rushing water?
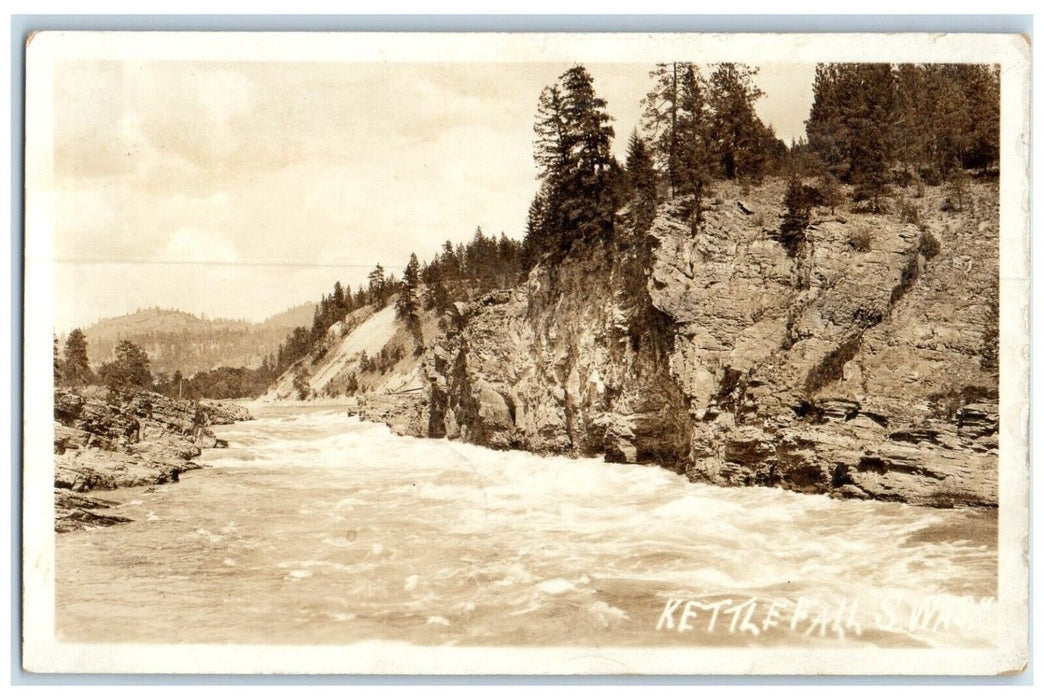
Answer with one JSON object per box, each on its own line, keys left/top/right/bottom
{"left": 56, "top": 407, "right": 998, "bottom": 647}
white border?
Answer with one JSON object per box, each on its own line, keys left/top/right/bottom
{"left": 22, "top": 31, "right": 1031, "bottom": 675}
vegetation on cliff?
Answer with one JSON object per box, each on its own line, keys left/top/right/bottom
{"left": 262, "top": 61, "right": 1000, "bottom": 507}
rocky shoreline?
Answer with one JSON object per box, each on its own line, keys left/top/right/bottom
{"left": 53, "top": 388, "right": 251, "bottom": 532}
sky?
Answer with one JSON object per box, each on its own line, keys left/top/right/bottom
{"left": 51, "top": 61, "right": 815, "bottom": 332}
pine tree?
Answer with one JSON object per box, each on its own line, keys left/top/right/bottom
{"left": 625, "top": 129, "right": 658, "bottom": 234}
{"left": 523, "top": 64, "right": 616, "bottom": 266}
{"left": 805, "top": 63, "right": 851, "bottom": 179}
{"left": 818, "top": 171, "right": 843, "bottom": 214}
{"left": 706, "top": 63, "right": 768, "bottom": 181}
{"left": 806, "top": 63, "right": 897, "bottom": 210}
{"left": 560, "top": 65, "right": 616, "bottom": 239}
{"left": 292, "top": 364, "right": 311, "bottom": 401}
{"left": 497, "top": 232, "right": 521, "bottom": 287}
{"left": 332, "top": 281, "right": 346, "bottom": 316}
{"left": 367, "top": 263, "right": 387, "bottom": 309}
{"left": 675, "top": 65, "right": 715, "bottom": 227}
{"left": 61, "top": 328, "right": 94, "bottom": 387}
{"left": 962, "top": 64, "right": 1000, "bottom": 172}
{"left": 97, "top": 340, "right": 152, "bottom": 391}
{"left": 780, "top": 173, "right": 815, "bottom": 256}
{"left": 521, "top": 187, "right": 550, "bottom": 270}
{"left": 343, "top": 284, "right": 353, "bottom": 313}
{"left": 396, "top": 252, "right": 423, "bottom": 344}
{"left": 641, "top": 62, "right": 688, "bottom": 196}
{"left": 847, "top": 64, "right": 896, "bottom": 211}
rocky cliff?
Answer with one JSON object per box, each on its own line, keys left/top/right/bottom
{"left": 416, "top": 178, "right": 999, "bottom": 507}
{"left": 53, "top": 388, "right": 250, "bottom": 531}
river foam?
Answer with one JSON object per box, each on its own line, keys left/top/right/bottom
{"left": 55, "top": 407, "right": 997, "bottom": 647}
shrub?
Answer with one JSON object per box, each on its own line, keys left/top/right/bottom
{"left": 942, "top": 167, "right": 970, "bottom": 213}
{"left": 817, "top": 172, "right": 843, "bottom": 214}
{"left": 804, "top": 334, "right": 862, "bottom": 394}
{"left": 919, "top": 165, "right": 944, "bottom": 187}
{"left": 779, "top": 175, "right": 816, "bottom": 257}
{"left": 912, "top": 171, "right": 926, "bottom": 198}
{"left": 852, "top": 181, "right": 891, "bottom": 212}
{"left": 896, "top": 197, "right": 920, "bottom": 225}
{"left": 848, "top": 226, "right": 872, "bottom": 252}
{"left": 292, "top": 365, "right": 311, "bottom": 401}
{"left": 919, "top": 231, "right": 941, "bottom": 259}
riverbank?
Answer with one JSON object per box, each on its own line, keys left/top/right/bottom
{"left": 53, "top": 387, "right": 252, "bottom": 532}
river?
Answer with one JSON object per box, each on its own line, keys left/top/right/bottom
{"left": 56, "top": 406, "right": 998, "bottom": 648}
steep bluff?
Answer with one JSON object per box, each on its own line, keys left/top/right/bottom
{"left": 53, "top": 388, "right": 250, "bottom": 531}
{"left": 417, "top": 179, "right": 999, "bottom": 507}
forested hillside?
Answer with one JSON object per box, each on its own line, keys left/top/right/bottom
{"left": 72, "top": 304, "right": 314, "bottom": 376}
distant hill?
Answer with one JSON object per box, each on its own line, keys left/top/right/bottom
{"left": 70, "top": 303, "right": 315, "bottom": 377}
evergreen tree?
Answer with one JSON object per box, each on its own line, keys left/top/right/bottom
{"left": 97, "top": 340, "right": 152, "bottom": 391}
{"left": 806, "top": 63, "right": 896, "bottom": 210}
{"left": 61, "top": 328, "right": 94, "bottom": 387}
{"left": 439, "top": 240, "right": 460, "bottom": 283}
{"left": 332, "top": 281, "right": 346, "bottom": 315}
{"left": 675, "top": 65, "right": 715, "bottom": 227}
{"left": 805, "top": 63, "right": 851, "bottom": 179}
{"left": 780, "top": 173, "right": 815, "bottom": 256}
{"left": 641, "top": 62, "right": 688, "bottom": 196}
{"left": 818, "top": 171, "right": 843, "bottom": 214}
{"left": 520, "top": 187, "right": 551, "bottom": 270}
{"left": 292, "top": 364, "right": 311, "bottom": 401}
{"left": 523, "top": 64, "right": 616, "bottom": 267}
{"left": 706, "top": 63, "right": 766, "bottom": 180}
{"left": 848, "top": 64, "right": 897, "bottom": 210}
{"left": 560, "top": 65, "right": 616, "bottom": 239}
{"left": 625, "top": 129, "right": 658, "bottom": 234}
{"left": 962, "top": 64, "right": 1001, "bottom": 172}
{"left": 497, "top": 232, "right": 521, "bottom": 287}
{"left": 396, "top": 252, "right": 423, "bottom": 344}
{"left": 367, "top": 263, "right": 387, "bottom": 309}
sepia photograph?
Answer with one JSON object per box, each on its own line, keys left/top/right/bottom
{"left": 21, "top": 31, "right": 1030, "bottom": 675}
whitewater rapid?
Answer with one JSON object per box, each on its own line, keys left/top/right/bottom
{"left": 55, "top": 407, "right": 998, "bottom": 647}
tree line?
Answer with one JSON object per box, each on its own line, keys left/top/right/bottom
{"left": 56, "top": 330, "right": 155, "bottom": 393}
{"left": 800, "top": 62, "right": 999, "bottom": 208}
{"left": 521, "top": 62, "right": 786, "bottom": 268}
{"left": 273, "top": 227, "right": 525, "bottom": 382}
{"left": 55, "top": 328, "right": 277, "bottom": 399}
{"left": 271, "top": 264, "right": 401, "bottom": 375}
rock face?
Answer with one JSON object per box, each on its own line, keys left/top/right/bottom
{"left": 53, "top": 388, "right": 250, "bottom": 531}
{"left": 417, "top": 179, "right": 999, "bottom": 507}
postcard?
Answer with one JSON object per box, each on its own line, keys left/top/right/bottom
{"left": 22, "top": 31, "right": 1030, "bottom": 675}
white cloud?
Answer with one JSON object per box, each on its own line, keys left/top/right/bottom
{"left": 51, "top": 60, "right": 816, "bottom": 330}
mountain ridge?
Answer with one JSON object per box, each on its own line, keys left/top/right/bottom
{"left": 68, "top": 302, "right": 315, "bottom": 376}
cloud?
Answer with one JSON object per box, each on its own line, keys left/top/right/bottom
{"left": 50, "top": 60, "right": 815, "bottom": 331}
